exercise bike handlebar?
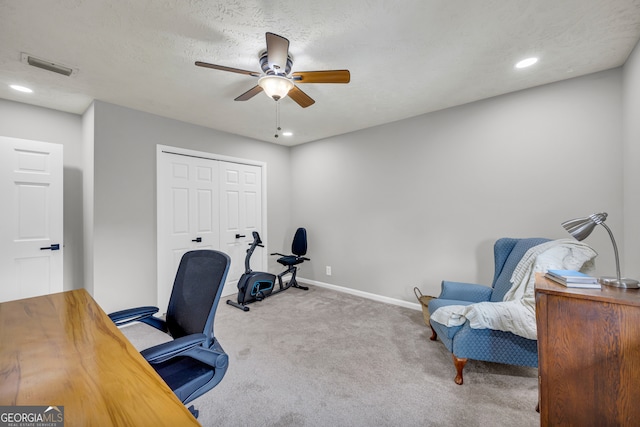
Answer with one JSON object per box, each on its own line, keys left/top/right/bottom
{"left": 244, "top": 231, "right": 264, "bottom": 272}
{"left": 252, "top": 231, "right": 263, "bottom": 244}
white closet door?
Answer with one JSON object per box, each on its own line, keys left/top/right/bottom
{"left": 157, "top": 151, "right": 219, "bottom": 310}
{"left": 219, "top": 162, "right": 263, "bottom": 292}
{"left": 0, "top": 136, "right": 63, "bottom": 302}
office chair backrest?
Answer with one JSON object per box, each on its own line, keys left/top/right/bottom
{"left": 291, "top": 228, "right": 307, "bottom": 256}
{"left": 166, "top": 250, "right": 230, "bottom": 346}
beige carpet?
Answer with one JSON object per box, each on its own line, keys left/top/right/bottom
{"left": 122, "top": 284, "right": 539, "bottom": 426}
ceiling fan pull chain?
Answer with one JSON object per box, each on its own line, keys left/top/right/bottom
{"left": 274, "top": 101, "right": 282, "bottom": 139}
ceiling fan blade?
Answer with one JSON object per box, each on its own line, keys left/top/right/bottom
{"left": 265, "top": 32, "right": 290, "bottom": 74}
{"left": 195, "top": 61, "right": 260, "bottom": 77}
{"left": 234, "top": 85, "right": 264, "bottom": 101}
{"left": 292, "top": 70, "right": 351, "bottom": 84}
{"left": 288, "top": 86, "right": 315, "bottom": 108}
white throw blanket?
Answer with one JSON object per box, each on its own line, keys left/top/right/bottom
{"left": 430, "top": 239, "right": 597, "bottom": 339}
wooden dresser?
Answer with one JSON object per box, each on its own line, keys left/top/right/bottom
{"left": 535, "top": 273, "right": 640, "bottom": 426}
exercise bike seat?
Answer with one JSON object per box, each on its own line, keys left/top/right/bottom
{"left": 273, "top": 228, "right": 309, "bottom": 267}
{"left": 277, "top": 255, "right": 305, "bottom": 266}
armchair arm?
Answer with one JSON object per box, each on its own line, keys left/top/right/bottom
{"left": 108, "top": 306, "right": 159, "bottom": 326}
{"left": 141, "top": 333, "right": 207, "bottom": 364}
{"left": 438, "top": 281, "right": 493, "bottom": 303}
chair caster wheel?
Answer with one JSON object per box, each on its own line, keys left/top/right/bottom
{"left": 188, "top": 405, "right": 199, "bottom": 419}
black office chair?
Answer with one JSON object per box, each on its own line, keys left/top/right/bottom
{"left": 272, "top": 227, "right": 310, "bottom": 290}
{"left": 108, "top": 250, "right": 230, "bottom": 418}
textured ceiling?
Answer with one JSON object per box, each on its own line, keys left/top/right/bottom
{"left": 1, "top": 1, "right": 640, "bottom": 146}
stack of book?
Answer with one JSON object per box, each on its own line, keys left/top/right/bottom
{"left": 544, "top": 269, "right": 601, "bottom": 288}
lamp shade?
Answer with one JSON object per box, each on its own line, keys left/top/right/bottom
{"left": 561, "top": 213, "right": 607, "bottom": 241}
{"left": 258, "top": 75, "right": 294, "bottom": 101}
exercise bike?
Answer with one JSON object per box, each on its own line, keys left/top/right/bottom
{"left": 226, "top": 228, "right": 309, "bottom": 312}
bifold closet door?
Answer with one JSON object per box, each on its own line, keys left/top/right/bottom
{"left": 157, "top": 152, "right": 219, "bottom": 310}
{"left": 158, "top": 149, "right": 264, "bottom": 306}
{"left": 219, "top": 162, "right": 263, "bottom": 289}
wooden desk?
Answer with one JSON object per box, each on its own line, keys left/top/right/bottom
{"left": 535, "top": 273, "right": 640, "bottom": 426}
{"left": 0, "top": 289, "right": 200, "bottom": 426}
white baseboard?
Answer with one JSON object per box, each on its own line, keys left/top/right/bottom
{"left": 299, "top": 277, "right": 422, "bottom": 312}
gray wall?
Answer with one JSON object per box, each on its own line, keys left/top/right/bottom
{"left": 0, "top": 99, "right": 84, "bottom": 292}
{"left": 291, "top": 69, "right": 625, "bottom": 301}
{"left": 90, "top": 101, "right": 291, "bottom": 312}
{"left": 623, "top": 40, "right": 640, "bottom": 280}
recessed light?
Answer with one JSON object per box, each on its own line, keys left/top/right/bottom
{"left": 515, "top": 57, "right": 538, "bottom": 69}
{"left": 282, "top": 131, "right": 293, "bottom": 136}
{"left": 9, "top": 84, "right": 33, "bottom": 93}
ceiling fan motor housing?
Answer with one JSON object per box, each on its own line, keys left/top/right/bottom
{"left": 259, "top": 50, "right": 293, "bottom": 76}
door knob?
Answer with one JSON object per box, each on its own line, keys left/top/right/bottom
{"left": 235, "top": 234, "right": 246, "bottom": 239}
{"left": 192, "top": 237, "right": 202, "bottom": 243}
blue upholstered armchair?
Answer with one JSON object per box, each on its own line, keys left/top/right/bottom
{"left": 428, "top": 237, "right": 549, "bottom": 385}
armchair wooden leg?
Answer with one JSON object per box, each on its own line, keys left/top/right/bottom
{"left": 452, "top": 354, "right": 467, "bottom": 385}
{"left": 429, "top": 325, "right": 437, "bottom": 341}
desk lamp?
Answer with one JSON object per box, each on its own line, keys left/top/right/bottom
{"left": 562, "top": 212, "right": 639, "bottom": 289}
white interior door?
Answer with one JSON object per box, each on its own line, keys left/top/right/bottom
{"left": 157, "top": 151, "right": 219, "bottom": 309}
{"left": 0, "top": 136, "right": 63, "bottom": 302}
{"left": 219, "top": 162, "right": 263, "bottom": 294}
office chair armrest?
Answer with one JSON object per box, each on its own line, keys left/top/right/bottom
{"left": 142, "top": 333, "right": 207, "bottom": 364}
{"left": 270, "top": 252, "right": 285, "bottom": 256}
{"left": 184, "top": 339, "right": 229, "bottom": 369}
{"left": 438, "top": 281, "right": 492, "bottom": 302}
{"left": 108, "top": 306, "right": 159, "bottom": 327}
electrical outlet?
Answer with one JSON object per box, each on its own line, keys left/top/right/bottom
{"left": 326, "top": 266, "right": 332, "bottom": 276}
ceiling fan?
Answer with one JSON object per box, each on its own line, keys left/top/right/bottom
{"left": 195, "top": 32, "right": 350, "bottom": 108}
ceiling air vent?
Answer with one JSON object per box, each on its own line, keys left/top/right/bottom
{"left": 21, "top": 53, "right": 77, "bottom": 76}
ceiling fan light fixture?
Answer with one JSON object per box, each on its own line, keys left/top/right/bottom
{"left": 258, "top": 75, "right": 294, "bottom": 101}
